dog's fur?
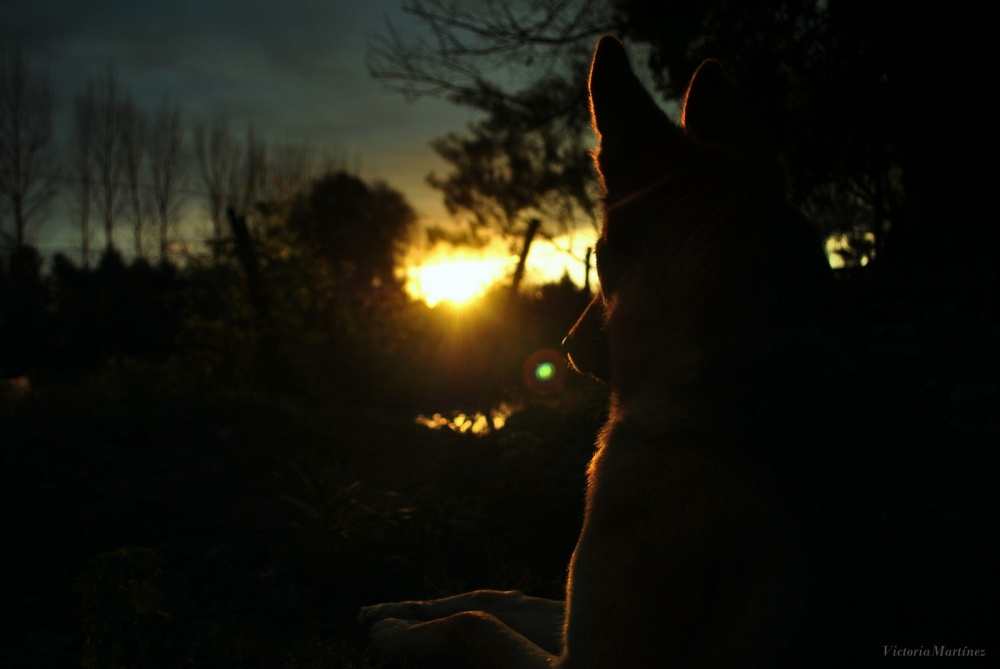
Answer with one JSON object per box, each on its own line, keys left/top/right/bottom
{"left": 360, "top": 36, "right": 968, "bottom": 668}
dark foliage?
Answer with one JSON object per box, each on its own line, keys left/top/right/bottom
{"left": 374, "top": 1, "right": 996, "bottom": 285}
{"left": 286, "top": 172, "right": 417, "bottom": 304}
{"left": 615, "top": 0, "right": 995, "bottom": 279}
{"left": 1, "top": 229, "right": 608, "bottom": 666}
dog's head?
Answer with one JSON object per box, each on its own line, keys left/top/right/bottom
{"left": 565, "top": 37, "right": 838, "bottom": 400}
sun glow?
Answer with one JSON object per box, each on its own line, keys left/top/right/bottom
{"left": 406, "top": 255, "right": 512, "bottom": 307}
{"left": 404, "top": 231, "right": 598, "bottom": 307}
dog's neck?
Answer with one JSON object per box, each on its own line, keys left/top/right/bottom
{"left": 606, "top": 311, "right": 855, "bottom": 446}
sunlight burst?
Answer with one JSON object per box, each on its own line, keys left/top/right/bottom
{"left": 406, "top": 256, "right": 511, "bottom": 307}
{"left": 403, "top": 231, "right": 598, "bottom": 307}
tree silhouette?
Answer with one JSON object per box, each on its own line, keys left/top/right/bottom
{"left": 194, "top": 118, "right": 267, "bottom": 259}
{"left": 368, "top": 0, "right": 608, "bottom": 101}
{"left": 118, "top": 96, "right": 147, "bottom": 259}
{"left": 148, "top": 98, "right": 187, "bottom": 263}
{"left": 372, "top": 1, "right": 605, "bottom": 289}
{"left": 85, "top": 66, "right": 127, "bottom": 252}
{"left": 428, "top": 68, "right": 600, "bottom": 290}
{"left": 194, "top": 115, "right": 239, "bottom": 259}
{"left": 0, "top": 244, "right": 47, "bottom": 374}
{"left": 0, "top": 47, "right": 57, "bottom": 251}
{"left": 372, "top": 0, "right": 995, "bottom": 281}
{"left": 286, "top": 171, "right": 416, "bottom": 302}
{"left": 70, "top": 85, "right": 96, "bottom": 267}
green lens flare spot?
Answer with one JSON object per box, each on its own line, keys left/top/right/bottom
{"left": 535, "top": 362, "right": 556, "bottom": 382}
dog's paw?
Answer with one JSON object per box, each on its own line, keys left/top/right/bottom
{"left": 366, "top": 617, "right": 416, "bottom": 664}
{"left": 359, "top": 601, "right": 423, "bottom": 629}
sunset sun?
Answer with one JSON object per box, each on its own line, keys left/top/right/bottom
{"left": 405, "top": 255, "right": 512, "bottom": 307}
{"left": 403, "top": 233, "right": 596, "bottom": 307}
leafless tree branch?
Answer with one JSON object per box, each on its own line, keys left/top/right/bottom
{"left": 69, "top": 86, "right": 96, "bottom": 267}
{"left": 148, "top": 97, "right": 187, "bottom": 263}
{"left": 0, "top": 47, "right": 58, "bottom": 250}
{"left": 89, "top": 65, "right": 125, "bottom": 251}
{"left": 194, "top": 115, "right": 239, "bottom": 257}
{"left": 119, "top": 97, "right": 148, "bottom": 258}
{"left": 367, "top": 0, "right": 613, "bottom": 101}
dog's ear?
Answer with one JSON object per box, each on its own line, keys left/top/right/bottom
{"left": 682, "top": 60, "right": 785, "bottom": 190}
{"left": 588, "top": 35, "right": 677, "bottom": 146}
{"left": 680, "top": 60, "right": 744, "bottom": 143}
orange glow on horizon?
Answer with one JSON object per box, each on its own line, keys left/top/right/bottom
{"left": 404, "top": 229, "right": 873, "bottom": 308}
{"left": 403, "top": 232, "right": 597, "bottom": 307}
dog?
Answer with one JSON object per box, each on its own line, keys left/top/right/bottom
{"left": 360, "top": 35, "right": 971, "bottom": 667}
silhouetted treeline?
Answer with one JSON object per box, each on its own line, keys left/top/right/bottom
{"left": 0, "top": 246, "right": 183, "bottom": 377}
{"left": 0, "top": 213, "right": 592, "bottom": 416}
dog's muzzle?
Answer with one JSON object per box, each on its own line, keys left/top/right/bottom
{"left": 562, "top": 294, "right": 611, "bottom": 383}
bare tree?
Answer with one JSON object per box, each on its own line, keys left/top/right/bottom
{"left": 368, "top": 0, "right": 608, "bottom": 101}
{"left": 0, "top": 47, "right": 58, "bottom": 250}
{"left": 229, "top": 125, "right": 267, "bottom": 221}
{"left": 263, "top": 141, "right": 316, "bottom": 207}
{"left": 119, "top": 96, "right": 147, "bottom": 259}
{"left": 194, "top": 115, "right": 239, "bottom": 258}
{"left": 148, "top": 98, "right": 186, "bottom": 263}
{"left": 89, "top": 66, "right": 125, "bottom": 251}
{"left": 70, "top": 85, "right": 96, "bottom": 267}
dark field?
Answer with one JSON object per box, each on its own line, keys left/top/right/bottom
{"left": 3, "top": 265, "right": 997, "bottom": 667}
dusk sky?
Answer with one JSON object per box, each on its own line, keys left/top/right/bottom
{"left": 1, "top": 0, "right": 486, "bottom": 259}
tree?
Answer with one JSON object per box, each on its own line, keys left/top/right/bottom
{"left": 286, "top": 171, "right": 416, "bottom": 301}
{"left": 119, "top": 96, "right": 147, "bottom": 259}
{"left": 229, "top": 125, "right": 267, "bottom": 222}
{"left": 194, "top": 115, "right": 239, "bottom": 258}
{"left": 70, "top": 85, "right": 96, "bottom": 267}
{"left": 258, "top": 141, "right": 317, "bottom": 219}
{"left": 0, "top": 47, "right": 57, "bottom": 251}
{"left": 427, "top": 69, "right": 600, "bottom": 289}
{"left": 372, "top": 0, "right": 995, "bottom": 280}
{"left": 371, "top": 1, "right": 610, "bottom": 288}
{"left": 369, "top": 0, "right": 606, "bottom": 291}
{"left": 368, "top": 0, "right": 609, "bottom": 102}
{"left": 0, "top": 244, "right": 47, "bottom": 372}
{"left": 148, "top": 98, "right": 187, "bottom": 263}
{"left": 194, "top": 118, "right": 267, "bottom": 259}
{"left": 88, "top": 66, "right": 125, "bottom": 251}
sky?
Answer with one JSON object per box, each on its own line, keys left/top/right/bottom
{"left": 0, "top": 0, "right": 488, "bottom": 260}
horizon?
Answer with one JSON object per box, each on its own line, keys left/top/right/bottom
{"left": 1, "top": 1, "right": 605, "bottom": 292}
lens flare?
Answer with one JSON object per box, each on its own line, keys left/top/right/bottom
{"left": 522, "top": 349, "right": 566, "bottom": 395}
{"left": 535, "top": 361, "right": 556, "bottom": 382}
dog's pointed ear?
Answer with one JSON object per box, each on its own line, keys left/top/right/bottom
{"left": 589, "top": 36, "right": 675, "bottom": 143}
{"left": 682, "top": 59, "right": 786, "bottom": 189}
{"left": 680, "top": 60, "right": 744, "bottom": 143}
